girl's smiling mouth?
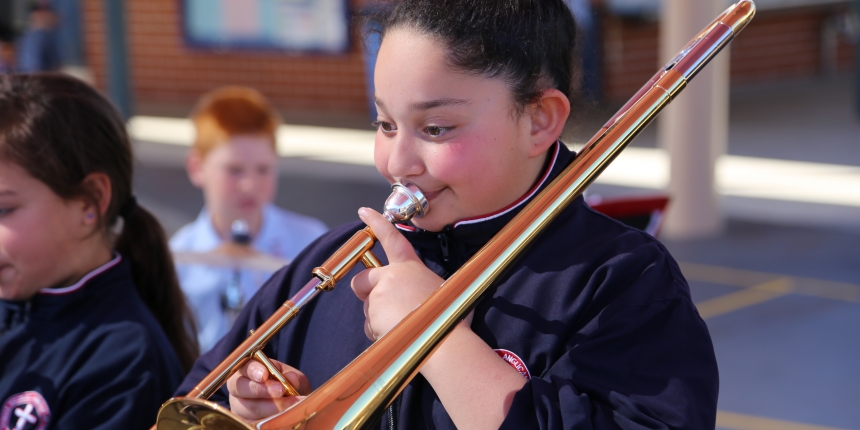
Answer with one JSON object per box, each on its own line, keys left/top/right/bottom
{"left": 419, "top": 187, "right": 446, "bottom": 202}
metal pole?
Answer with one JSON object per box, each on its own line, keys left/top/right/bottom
{"left": 658, "top": 0, "right": 729, "bottom": 239}
{"left": 104, "top": 0, "right": 132, "bottom": 119}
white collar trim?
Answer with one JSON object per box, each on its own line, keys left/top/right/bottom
{"left": 40, "top": 254, "right": 123, "bottom": 296}
{"left": 452, "top": 142, "right": 560, "bottom": 228}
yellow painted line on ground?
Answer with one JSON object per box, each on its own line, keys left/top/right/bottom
{"left": 680, "top": 262, "right": 860, "bottom": 304}
{"left": 696, "top": 277, "right": 793, "bottom": 319}
{"left": 717, "top": 410, "right": 848, "bottom": 430}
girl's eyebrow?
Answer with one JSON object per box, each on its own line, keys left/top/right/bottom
{"left": 374, "top": 97, "right": 468, "bottom": 112}
{"left": 408, "top": 98, "right": 468, "bottom": 111}
{"left": 0, "top": 190, "right": 15, "bottom": 196}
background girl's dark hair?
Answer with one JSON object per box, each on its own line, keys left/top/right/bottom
{"left": 379, "top": 0, "right": 580, "bottom": 113}
{"left": 0, "top": 73, "right": 199, "bottom": 371}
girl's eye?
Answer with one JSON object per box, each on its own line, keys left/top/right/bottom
{"left": 372, "top": 121, "right": 397, "bottom": 133}
{"left": 425, "top": 126, "right": 453, "bottom": 138}
{"left": 0, "top": 208, "right": 14, "bottom": 217}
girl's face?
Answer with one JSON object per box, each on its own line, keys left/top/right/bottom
{"left": 0, "top": 161, "right": 93, "bottom": 300}
{"left": 189, "top": 135, "right": 278, "bottom": 231}
{"left": 373, "top": 28, "right": 547, "bottom": 232}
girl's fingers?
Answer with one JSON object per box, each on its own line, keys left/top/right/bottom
{"left": 351, "top": 267, "right": 373, "bottom": 301}
{"left": 229, "top": 394, "right": 305, "bottom": 422}
{"left": 357, "top": 208, "right": 419, "bottom": 264}
{"left": 229, "top": 373, "right": 285, "bottom": 399}
{"left": 229, "top": 359, "right": 310, "bottom": 398}
{"left": 237, "top": 360, "right": 270, "bottom": 383}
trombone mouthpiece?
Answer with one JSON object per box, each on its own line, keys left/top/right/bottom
{"left": 383, "top": 181, "right": 429, "bottom": 223}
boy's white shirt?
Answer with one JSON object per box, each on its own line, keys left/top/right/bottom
{"left": 169, "top": 204, "right": 328, "bottom": 352}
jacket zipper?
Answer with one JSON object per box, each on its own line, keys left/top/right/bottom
{"left": 387, "top": 399, "right": 397, "bottom": 430}
{"left": 437, "top": 228, "right": 451, "bottom": 263}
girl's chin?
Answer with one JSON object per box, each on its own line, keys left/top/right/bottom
{"left": 410, "top": 215, "right": 452, "bottom": 233}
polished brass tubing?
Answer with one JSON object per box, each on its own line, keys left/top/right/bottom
{"left": 360, "top": 252, "right": 382, "bottom": 269}
{"left": 314, "top": 227, "right": 378, "bottom": 291}
{"left": 186, "top": 298, "right": 303, "bottom": 400}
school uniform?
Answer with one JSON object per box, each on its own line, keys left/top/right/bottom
{"left": 178, "top": 143, "right": 719, "bottom": 429}
{"left": 0, "top": 255, "right": 184, "bottom": 430}
{"left": 170, "top": 204, "right": 328, "bottom": 352}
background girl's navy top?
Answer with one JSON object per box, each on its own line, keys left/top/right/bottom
{"left": 178, "top": 143, "right": 719, "bottom": 429}
{"left": 0, "top": 255, "right": 184, "bottom": 430}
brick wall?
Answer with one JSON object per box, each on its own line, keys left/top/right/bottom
{"left": 602, "top": 15, "right": 660, "bottom": 101}
{"left": 82, "top": 1, "right": 856, "bottom": 117}
{"left": 601, "top": 4, "right": 856, "bottom": 100}
{"left": 82, "top": 0, "right": 369, "bottom": 119}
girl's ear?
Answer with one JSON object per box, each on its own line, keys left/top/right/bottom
{"left": 527, "top": 88, "right": 571, "bottom": 158}
{"left": 80, "top": 172, "right": 112, "bottom": 222}
{"left": 186, "top": 150, "right": 206, "bottom": 188}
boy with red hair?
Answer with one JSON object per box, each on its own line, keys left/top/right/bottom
{"left": 170, "top": 87, "right": 327, "bottom": 352}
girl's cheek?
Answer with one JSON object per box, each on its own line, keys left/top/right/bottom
{"left": 426, "top": 149, "right": 470, "bottom": 183}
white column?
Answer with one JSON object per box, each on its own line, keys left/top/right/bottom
{"left": 658, "top": 0, "right": 730, "bottom": 240}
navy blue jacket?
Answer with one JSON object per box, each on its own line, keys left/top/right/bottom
{"left": 178, "top": 143, "right": 719, "bottom": 429}
{"left": 0, "top": 256, "right": 184, "bottom": 430}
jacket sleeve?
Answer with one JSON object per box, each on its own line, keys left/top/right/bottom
{"left": 500, "top": 253, "right": 719, "bottom": 429}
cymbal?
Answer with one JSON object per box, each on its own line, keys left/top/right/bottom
{"left": 172, "top": 243, "right": 290, "bottom": 272}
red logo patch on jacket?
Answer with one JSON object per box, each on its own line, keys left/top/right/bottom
{"left": 1, "top": 391, "right": 50, "bottom": 430}
{"left": 495, "top": 349, "right": 531, "bottom": 379}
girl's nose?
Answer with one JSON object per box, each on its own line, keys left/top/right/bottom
{"left": 386, "top": 133, "right": 424, "bottom": 180}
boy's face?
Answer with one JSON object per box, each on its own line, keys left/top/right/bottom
{"left": 0, "top": 162, "right": 92, "bottom": 300}
{"left": 188, "top": 135, "right": 277, "bottom": 229}
{"left": 373, "top": 28, "right": 549, "bottom": 232}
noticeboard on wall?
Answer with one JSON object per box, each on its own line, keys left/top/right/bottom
{"left": 182, "top": 0, "right": 350, "bottom": 53}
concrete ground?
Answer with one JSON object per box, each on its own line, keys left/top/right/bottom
{"left": 133, "top": 75, "right": 860, "bottom": 430}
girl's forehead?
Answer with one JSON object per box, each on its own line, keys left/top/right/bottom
{"left": 0, "top": 160, "right": 24, "bottom": 183}
{"left": 375, "top": 28, "right": 514, "bottom": 111}
{"left": 0, "top": 161, "right": 37, "bottom": 190}
{"left": 376, "top": 28, "right": 449, "bottom": 74}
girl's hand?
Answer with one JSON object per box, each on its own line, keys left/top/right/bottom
{"left": 226, "top": 359, "right": 310, "bottom": 422}
{"left": 351, "top": 208, "right": 448, "bottom": 341}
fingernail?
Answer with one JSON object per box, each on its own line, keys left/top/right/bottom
{"left": 358, "top": 207, "right": 370, "bottom": 218}
{"left": 269, "top": 384, "right": 284, "bottom": 397}
{"left": 252, "top": 368, "right": 264, "bottom": 382}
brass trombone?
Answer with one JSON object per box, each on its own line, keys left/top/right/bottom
{"left": 155, "top": 1, "right": 756, "bottom": 428}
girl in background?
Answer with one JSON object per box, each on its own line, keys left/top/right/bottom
{"left": 0, "top": 73, "right": 197, "bottom": 429}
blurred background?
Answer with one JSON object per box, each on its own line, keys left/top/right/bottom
{"left": 1, "top": 0, "right": 858, "bottom": 428}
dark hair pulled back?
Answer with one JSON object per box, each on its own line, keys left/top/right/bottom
{"left": 0, "top": 73, "right": 199, "bottom": 371}
{"left": 380, "top": 0, "right": 579, "bottom": 112}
